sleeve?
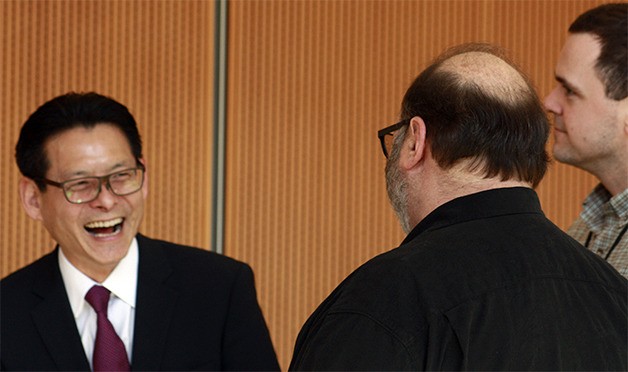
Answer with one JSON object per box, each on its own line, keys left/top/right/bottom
{"left": 290, "top": 311, "right": 419, "bottom": 371}
{"left": 290, "top": 309, "right": 464, "bottom": 371}
{"left": 221, "top": 263, "right": 281, "bottom": 371}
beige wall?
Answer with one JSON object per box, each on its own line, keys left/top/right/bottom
{"left": 1, "top": 0, "right": 215, "bottom": 272}
{"left": 1, "top": 0, "right": 603, "bottom": 369}
{"left": 225, "top": 1, "right": 602, "bottom": 368}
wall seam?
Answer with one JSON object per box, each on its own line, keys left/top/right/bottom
{"left": 212, "top": 0, "right": 228, "bottom": 254}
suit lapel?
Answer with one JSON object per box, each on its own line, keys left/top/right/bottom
{"left": 30, "top": 249, "right": 91, "bottom": 371}
{"left": 131, "top": 235, "right": 179, "bottom": 371}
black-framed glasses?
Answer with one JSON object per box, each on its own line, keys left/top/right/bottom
{"left": 377, "top": 119, "right": 410, "bottom": 158}
{"left": 38, "top": 165, "right": 146, "bottom": 204}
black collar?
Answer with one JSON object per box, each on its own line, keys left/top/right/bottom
{"left": 402, "top": 187, "right": 543, "bottom": 245}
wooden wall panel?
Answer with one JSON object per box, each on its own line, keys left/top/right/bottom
{"left": 3, "top": 0, "right": 610, "bottom": 370}
{"left": 226, "top": 0, "right": 604, "bottom": 368}
{"left": 1, "top": 1, "right": 214, "bottom": 276}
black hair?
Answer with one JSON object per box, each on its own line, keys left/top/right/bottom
{"left": 15, "top": 92, "right": 143, "bottom": 189}
{"left": 569, "top": 3, "right": 628, "bottom": 100}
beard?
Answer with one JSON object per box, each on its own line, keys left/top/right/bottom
{"left": 385, "top": 145, "right": 412, "bottom": 234}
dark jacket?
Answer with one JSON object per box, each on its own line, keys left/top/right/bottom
{"left": 1, "top": 234, "right": 280, "bottom": 371}
{"left": 290, "top": 187, "right": 628, "bottom": 371}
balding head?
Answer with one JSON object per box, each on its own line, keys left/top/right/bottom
{"left": 439, "top": 51, "right": 529, "bottom": 106}
{"left": 399, "top": 43, "right": 549, "bottom": 187}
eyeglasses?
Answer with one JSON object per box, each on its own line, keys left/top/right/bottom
{"left": 377, "top": 119, "right": 410, "bottom": 158}
{"left": 38, "top": 165, "right": 146, "bottom": 204}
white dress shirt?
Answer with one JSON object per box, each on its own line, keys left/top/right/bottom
{"left": 58, "top": 239, "right": 139, "bottom": 369}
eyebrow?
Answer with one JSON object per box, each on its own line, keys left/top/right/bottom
{"left": 555, "top": 75, "right": 582, "bottom": 96}
{"left": 61, "top": 162, "right": 133, "bottom": 180}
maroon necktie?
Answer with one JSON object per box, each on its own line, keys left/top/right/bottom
{"left": 85, "top": 285, "right": 131, "bottom": 371}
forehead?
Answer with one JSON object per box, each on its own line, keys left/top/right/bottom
{"left": 557, "top": 33, "right": 601, "bottom": 78}
{"left": 44, "top": 124, "right": 135, "bottom": 175}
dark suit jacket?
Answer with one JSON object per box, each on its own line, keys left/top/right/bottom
{"left": 1, "top": 234, "right": 280, "bottom": 371}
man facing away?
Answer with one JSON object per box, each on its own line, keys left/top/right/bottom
{"left": 289, "top": 43, "right": 627, "bottom": 371}
{"left": 544, "top": 3, "right": 628, "bottom": 278}
{"left": 1, "top": 92, "right": 280, "bottom": 371}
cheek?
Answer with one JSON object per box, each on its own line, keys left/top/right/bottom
{"left": 39, "top": 199, "right": 83, "bottom": 230}
{"left": 126, "top": 195, "right": 147, "bottom": 221}
{"left": 560, "top": 103, "right": 586, "bottom": 128}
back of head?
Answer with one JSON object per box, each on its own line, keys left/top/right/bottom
{"left": 569, "top": 3, "right": 628, "bottom": 100}
{"left": 401, "top": 43, "right": 550, "bottom": 187}
{"left": 15, "top": 92, "right": 143, "bottom": 189}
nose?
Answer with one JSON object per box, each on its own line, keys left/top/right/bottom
{"left": 88, "top": 183, "right": 118, "bottom": 210}
{"left": 543, "top": 87, "right": 561, "bottom": 115}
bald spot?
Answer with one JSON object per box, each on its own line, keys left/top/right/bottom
{"left": 438, "top": 52, "right": 530, "bottom": 106}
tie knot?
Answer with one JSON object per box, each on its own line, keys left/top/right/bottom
{"left": 85, "top": 285, "right": 111, "bottom": 314}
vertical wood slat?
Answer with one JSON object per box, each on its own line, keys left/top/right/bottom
{"left": 1, "top": 1, "right": 214, "bottom": 276}
{"left": 226, "top": 1, "right": 604, "bottom": 368}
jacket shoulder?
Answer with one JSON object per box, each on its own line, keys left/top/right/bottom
{"left": 1, "top": 250, "right": 58, "bottom": 290}
{"left": 136, "top": 234, "right": 252, "bottom": 279}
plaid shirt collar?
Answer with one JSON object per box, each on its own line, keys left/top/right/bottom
{"left": 581, "top": 184, "right": 628, "bottom": 233}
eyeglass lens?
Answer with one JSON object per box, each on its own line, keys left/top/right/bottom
{"left": 64, "top": 168, "right": 144, "bottom": 204}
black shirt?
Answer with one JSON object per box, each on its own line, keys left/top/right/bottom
{"left": 290, "top": 187, "right": 627, "bottom": 371}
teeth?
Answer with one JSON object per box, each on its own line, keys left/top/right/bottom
{"left": 85, "top": 218, "right": 123, "bottom": 229}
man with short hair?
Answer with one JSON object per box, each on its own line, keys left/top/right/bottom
{"left": 1, "top": 92, "right": 280, "bottom": 371}
{"left": 290, "top": 43, "right": 627, "bottom": 371}
{"left": 544, "top": 3, "right": 628, "bottom": 277}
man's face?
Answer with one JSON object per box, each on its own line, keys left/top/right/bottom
{"left": 29, "top": 124, "right": 147, "bottom": 281}
{"left": 544, "top": 33, "right": 624, "bottom": 174}
{"left": 385, "top": 127, "right": 412, "bottom": 234}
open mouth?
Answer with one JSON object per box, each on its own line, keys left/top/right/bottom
{"left": 84, "top": 217, "right": 124, "bottom": 237}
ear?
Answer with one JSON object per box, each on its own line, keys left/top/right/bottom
{"left": 398, "top": 116, "right": 427, "bottom": 171}
{"left": 19, "top": 177, "right": 44, "bottom": 221}
{"left": 139, "top": 158, "right": 149, "bottom": 199}
{"left": 620, "top": 97, "right": 628, "bottom": 136}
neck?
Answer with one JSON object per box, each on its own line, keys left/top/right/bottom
{"left": 582, "top": 140, "right": 628, "bottom": 196}
{"left": 410, "top": 163, "right": 531, "bottom": 226}
{"left": 597, "top": 167, "right": 628, "bottom": 196}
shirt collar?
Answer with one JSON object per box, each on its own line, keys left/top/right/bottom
{"left": 58, "top": 238, "right": 139, "bottom": 318}
{"left": 401, "top": 187, "right": 542, "bottom": 245}
{"left": 608, "top": 187, "right": 628, "bottom": 219}
{"left": 581, "top": 184, "right": 628, "bottom": 231}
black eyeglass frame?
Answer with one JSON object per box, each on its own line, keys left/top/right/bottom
{"left": 377, "top": 118, "right": 410, "bottom": 158}
{"left": 36, "top": 164, "right": 146, "bottom": 204}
